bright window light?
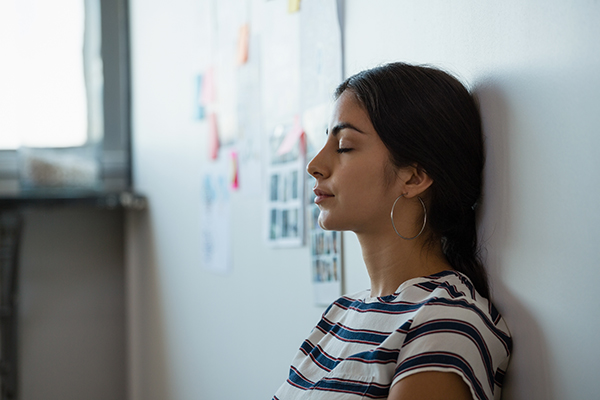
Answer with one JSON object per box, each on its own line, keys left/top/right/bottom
{"left": 0, "top": 0, "right": 96, "bottom": 149}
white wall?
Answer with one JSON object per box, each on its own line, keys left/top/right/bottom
{"left": 127, "top": 2, "right": 325, "bottom": 398}
{"left": 343, "top": 1, "right": 600, "bottom": 399}
{"left": 127, "top": 1, "right": 600, "bottom": 399}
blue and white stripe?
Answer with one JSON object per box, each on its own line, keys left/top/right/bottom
{"left": 272, "top": 270, "right": 512, "bottom": 400}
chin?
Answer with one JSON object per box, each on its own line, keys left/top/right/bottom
{"left": 317, "top": 214, "right": 331, "bottom": 231}
{"left": 317, "top": 216, "right": 328, "bottom": 230}
{"left": 318, "top": 214, "right": 344, "bottom": 232}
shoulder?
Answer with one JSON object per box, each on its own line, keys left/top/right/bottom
{"left": 393, "top": 271, "right": 512, "bottom": 400}
{"left": 400, "top": 271, "right": 512, "bottom": 352}
{"left": 400, "top": 271, "right": 509, "bottom": 331}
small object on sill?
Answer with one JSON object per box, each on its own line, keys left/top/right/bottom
{"left": 18, "top": 146, "right": 103, "bottom": 193}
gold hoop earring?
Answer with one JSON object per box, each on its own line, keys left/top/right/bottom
{"left": 390, "top": 194, "right": 427, "bottom": 240}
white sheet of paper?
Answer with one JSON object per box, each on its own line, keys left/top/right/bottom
{"left": 299, "top": 0, "right": 343, "bottom": 112}
{"left": 265, "top": 122, "right": 305, "bottom": 248}
{"left": 202, "top": 152, "right": 233, "bottom": 274}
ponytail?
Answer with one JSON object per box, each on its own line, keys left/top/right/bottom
{"left": 441, "top": 208, "right": 489, "bottom": 299}
{"left": 336, "top": 62, "right": 490, "bottom": 298}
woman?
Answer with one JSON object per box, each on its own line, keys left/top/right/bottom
{"left": 272, "top": 63, "right": 511, "bottom": 400}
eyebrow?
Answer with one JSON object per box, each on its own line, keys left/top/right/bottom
{"left": 326, "top": 122, "right": 366, "bottom": 136}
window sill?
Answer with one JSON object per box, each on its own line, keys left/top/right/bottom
{"left": 0, "top": 190, "right": 146, "bottom": 210}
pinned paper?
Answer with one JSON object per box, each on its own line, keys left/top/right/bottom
{"left": 208, "top": 113, "right": 220, "bottom": 160}
{"left": 230, "top": 150, "right": 239, "bottom": 189}
{"left": 201, "top": 67, "right": 217, "bottom": 105}
{"left": 237, "top": 24, "right": 250, "bottom": 65}
{"left": 202, "top": 156, "right": 233, "bottom": 274}
{"left": 288, "top": 0, "right": 301, "bottom": 13}
{"left": 277, "top": 115, "right": 304, "bottom": 156}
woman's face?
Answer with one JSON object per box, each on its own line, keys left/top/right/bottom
{"left": 307, "top": 90, "right": 403, "bottom": 234}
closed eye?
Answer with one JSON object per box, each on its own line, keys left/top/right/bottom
{"left": 336, "top": 148, "right": 352, "bottom": 153}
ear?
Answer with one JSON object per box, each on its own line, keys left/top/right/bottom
{"left": 396, "top": 165, "right": 433, "bottom": 198}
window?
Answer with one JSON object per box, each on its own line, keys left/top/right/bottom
{"left": 0, "top": 0, "right": 130, "bottom": 192}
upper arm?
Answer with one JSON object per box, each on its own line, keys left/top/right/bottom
{"left": 387, "top": 371, "right": 473, "bottom": 400}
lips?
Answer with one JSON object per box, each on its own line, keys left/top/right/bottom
{"left": 313, "top": 188, "right": 334, "bottom": 204}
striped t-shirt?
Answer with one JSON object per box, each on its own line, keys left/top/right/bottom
{"left": 273, "top": 270, "right": 512, "bottom": 400}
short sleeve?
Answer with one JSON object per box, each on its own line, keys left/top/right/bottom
{"left": 391, "top": 301, "right": 510, "bottom": 400}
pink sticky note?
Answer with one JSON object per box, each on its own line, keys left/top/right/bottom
{"left": 208, "top": 113, "right": 220, "bottom": 160}
{"left": 277, "top": 115, "right": 304, "bottom": 156}
{"left": 230, "top": 151, "right": 239, "bottom": 190}
{"left": 201, "top": 67, "right": 216, "bottom": 105}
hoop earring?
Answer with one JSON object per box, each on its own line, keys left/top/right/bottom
{"left": 390, "top": 194, "right": 427, "bottom": 240}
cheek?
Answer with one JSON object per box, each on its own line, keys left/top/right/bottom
{"left": 382, "top": 160, "right": 400, "bottom": 190}
{"left": 339, "top": 167, "right": 390, "bottom": 212}
{"left": 345, "top": 162, "right": 390, "bottom": 194}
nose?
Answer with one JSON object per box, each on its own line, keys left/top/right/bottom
{"left": 307, "top": 148, "right": 327, "bottom": 178}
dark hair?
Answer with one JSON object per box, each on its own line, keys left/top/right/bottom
{"left": 335, "top": 62, "right": 489, "bottom": 298}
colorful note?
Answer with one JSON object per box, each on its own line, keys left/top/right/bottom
{"left": 288, "top": 0, "right": 301, "bottom": 13}
{"left": 201, "top": 67, "right": 216, "bottom": 105}
{"left": 237, "top": 24, "right": 250, "bottom": 65}
{"left": 208, "top": 113, "right": 220, "bottom": 160}
{"left": 230, "top": 150, "right": 239, "bottom": 190}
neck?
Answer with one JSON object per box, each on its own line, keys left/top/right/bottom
{"left": 356, "top": 230, "right": 450, "bottom": 298}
